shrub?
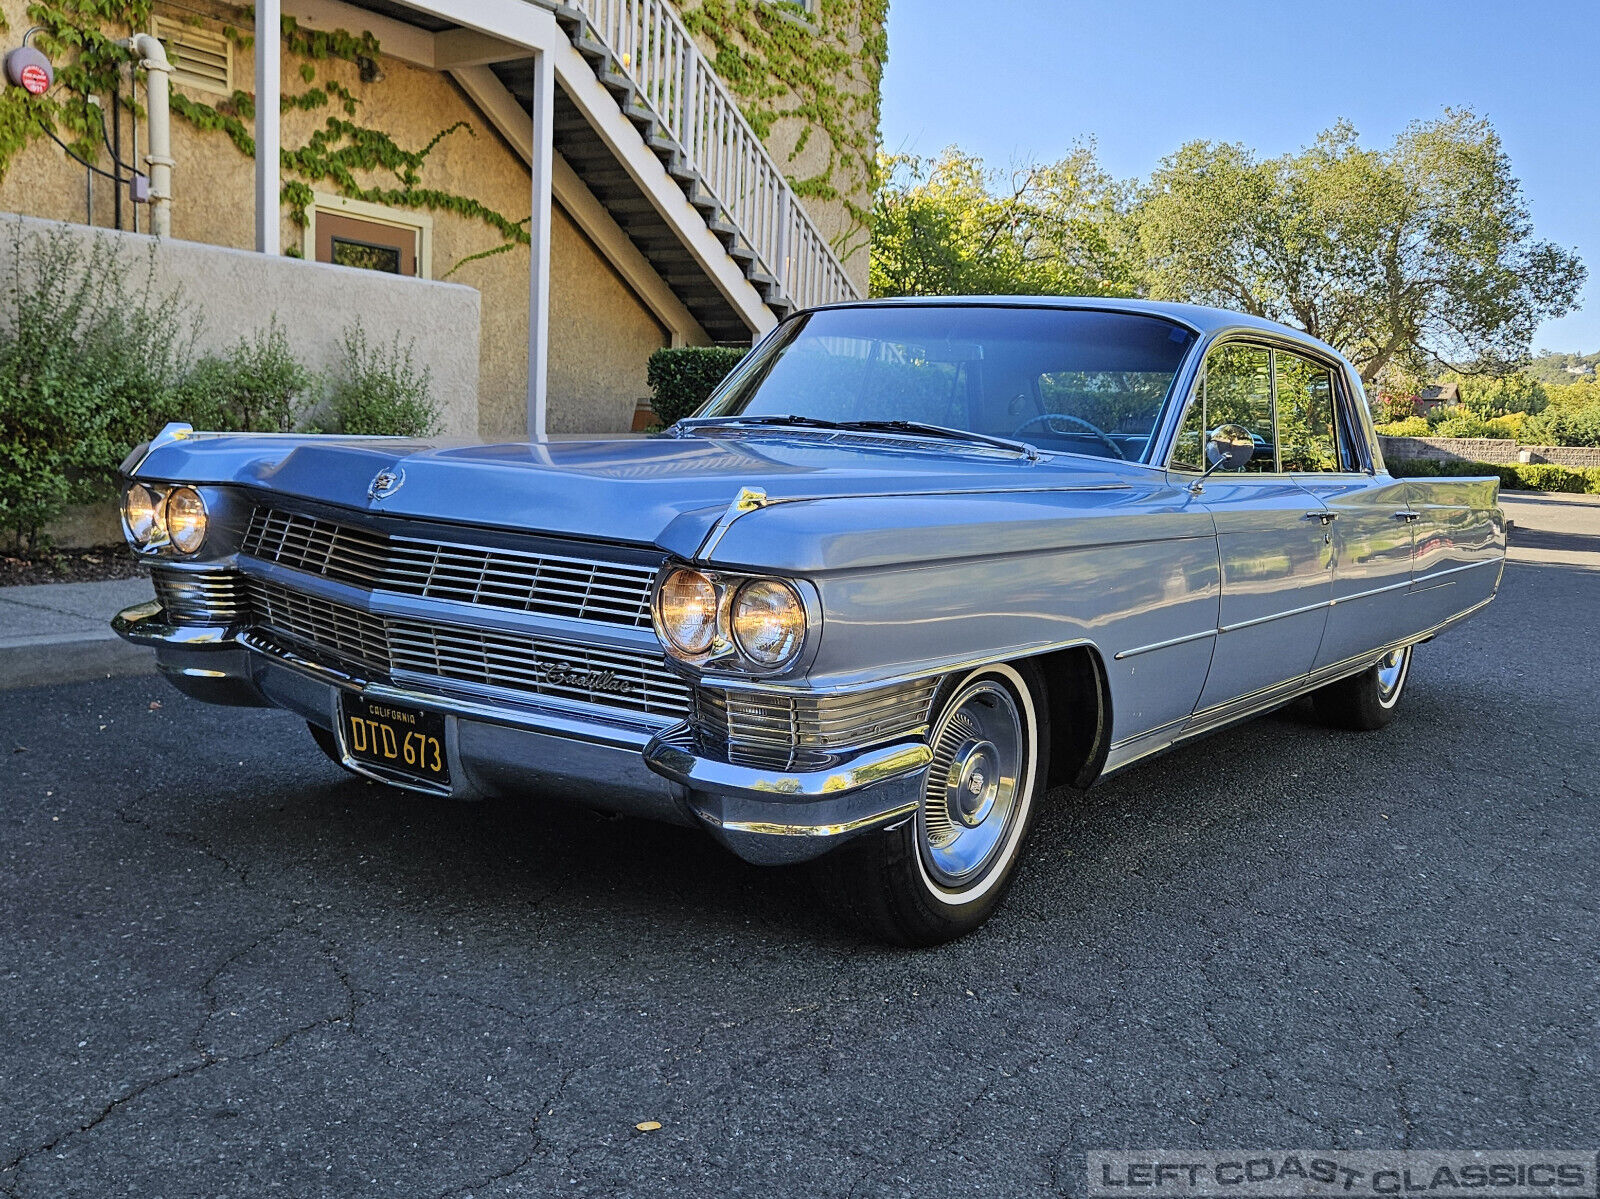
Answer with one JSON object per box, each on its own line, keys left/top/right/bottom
{"left": 1376, "top": 393, "right": 1420, "bottom": 423}
{"left": 325, "top": 322, "right": 440, "bottom": 437}
{"left": 1388, "top": 456, "right": 1600, "bottom": 494}
{"left": 646, "top": 346, "right": 749, "bottom": 426}
{"left": 1374, "top": 416, "right": 1429, "bottom": 438}
{"left": 1520, "top": 400, "right": 1600, "bottom": 448}
{"left": 1448, "top": 373, "right": 1548, "bottom": 417}
{"left": 178, "top": 317, "right": 314, "bottom": 433}
{"left": 1432, "top": 411, "right": 1495, "bottom": 438}
{"left": 0, "top": 222, "right": 199, "bottom": 550}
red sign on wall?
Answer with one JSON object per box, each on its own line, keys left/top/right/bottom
{"left": 5, "top": 47, "right": 54, "bottom": 96}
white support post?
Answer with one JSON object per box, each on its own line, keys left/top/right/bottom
{"left": 527, "top": 45, "right": 554, "bottom": 442}
{"left": 255, "top": 0, "right": 281, "bottom": 254}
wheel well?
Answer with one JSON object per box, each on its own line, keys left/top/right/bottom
{"left": 1033, "top": 645, "right": 1112, "bottom": 790}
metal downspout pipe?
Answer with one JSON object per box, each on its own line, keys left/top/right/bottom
{"left": 120, "top": 34, "right": 173, "bottom": 238}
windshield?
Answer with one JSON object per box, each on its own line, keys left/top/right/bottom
{"left": 700, "top": 305, "right": 1198, "bottom": 462}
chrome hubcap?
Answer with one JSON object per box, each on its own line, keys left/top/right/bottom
{"left": 920, "top": 681, "right": 1025, "bottom": 887}
{"left": 1377, "top": 647, "right": 1409, "bottom": 700}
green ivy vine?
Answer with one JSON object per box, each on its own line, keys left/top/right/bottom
{"left": 0, "top": 4, "right": 529, "bottom": 275}
{"left": 677, "top": 0, "right": 887, "bottom": 260}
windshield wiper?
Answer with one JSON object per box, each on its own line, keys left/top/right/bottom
{"left": 672, "top": 414, "right": 846, "bottom": 434}
{"left": 837, "top": 420, "right": 1040, "bottom": 461}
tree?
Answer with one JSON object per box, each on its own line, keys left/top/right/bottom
{"left": 1133, "top": 111, "right": 1586, "bottom": 382}
{"left": 869, "top": 146, "right": 1136, "bottom": 298}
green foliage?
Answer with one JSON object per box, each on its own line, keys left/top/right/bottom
{"left": 324, "top": 322, "right": 439, "bottom": 437}
{"left": 1524, "top": 349, "right": 1599, "bottom": 385}
{"left": 1389, "top": 456, "right": 1600, "bottom": 494}
{"left": 1431, "top": 410, "right": 1496, "bottom": 439}
{"left": 1521, "top": 399, "right": 1600, "bottom": 448}
{"left": 1130, "top": 111, "right": 1586, "bottom": 382}
{"left": 1440, "top": 372, "right": 1548, "bottom": 417}
{"left": 0, "top": 6, "right": 529, "bottom": 274}
{"left": 679, "top": 0, "right": 887, "bottom": 259}
{"left": 179, "top": 317, "right": 314, "bottom": 433}
{"left": 1375, "top": 416, "right": 1430, "bottom": 438}
{"left": 646, "top": 346, "right": 749, "bottom": 425}
{"left": 0, "top": 220, "right": 195, "bottom": 549}
{"left": 870, "top": 148, "right": 1136, "bottom": 299}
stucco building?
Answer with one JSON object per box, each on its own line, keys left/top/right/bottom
{"left": 0, "top": 0, "right": 882, "bottom": 438}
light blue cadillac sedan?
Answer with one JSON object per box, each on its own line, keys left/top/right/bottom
{"left": 113, "top": 298, "right": 1505, "bottom": 944}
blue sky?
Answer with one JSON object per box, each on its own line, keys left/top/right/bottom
{"left": 880, "top": 0, "right": 1599, "bottom": 353}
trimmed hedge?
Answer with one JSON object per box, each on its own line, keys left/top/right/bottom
{"left": 1388, "top": 456, "right": 1600, "bottom": 494}
{"left": 646, "top": 346, "right": 748, "bottom": 426}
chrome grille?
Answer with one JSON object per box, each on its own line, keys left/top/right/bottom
{"left": 245, "top": 579, "right": 390, "bottom": 675}
{"left": 151, "top": 568, "right": 248, "bottom": 624}
{"left": 384, "top": 538, "right": 656, "bottom": 627}
{"left": 242, "top": 578, "right": 686, "bottom": 722}
{"left": 388, "top": 622, "right": 689, "bottom": 719}
{"left": 241, "top": 506, "right": 656, "bottom": 628}
{"left": 241, "top": 509, "right": 389, "bottom": 590}
{"left": 695, "top": 677, "right": 939, "bottom": 769}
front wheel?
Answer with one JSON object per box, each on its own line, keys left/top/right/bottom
{"left": 810, "top": 662, "right": 1050, "bottom": 946}
{"left": 1311, "top": 644, "right": 1413, "bottom": 731}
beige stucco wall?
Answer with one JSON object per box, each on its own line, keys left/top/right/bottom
{"left": 0, "top": 0, "right": 675, "bottom": 439}
{"left": 0, "top": 212, "right": 481, "bottom": 434}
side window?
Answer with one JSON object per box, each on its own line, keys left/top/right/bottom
{"left": 1276, "top": 351, "right": 1345, "bottom": 472}
{"left": 1172, "top": 343, "right": 1274, "bottom": 473}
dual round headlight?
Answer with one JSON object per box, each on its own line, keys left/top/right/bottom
{"left": 122, "top": 484, "right": 207, "bottom": 554}
{"left": 654, "top": 566, "right": 807, "bottom": 669}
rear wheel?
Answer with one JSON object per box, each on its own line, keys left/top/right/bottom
{"left": 811, "top": 661, "right": 1049, "bottom": 946}
{"left": 1311, "top": 645, "right": 1413, "bottom": 731}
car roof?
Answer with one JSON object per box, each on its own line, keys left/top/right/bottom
{"left": 804, "top": 295, "right": 1351, "bottom": 366}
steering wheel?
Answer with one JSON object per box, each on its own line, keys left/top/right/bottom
{"left": 1010, "top": 412, "right": 1126, "bottom": 460}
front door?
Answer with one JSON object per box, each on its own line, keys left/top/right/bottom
{"left": 1170, "top": 342, "right": 1333, "bottom": 715}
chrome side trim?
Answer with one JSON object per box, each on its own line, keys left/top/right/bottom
{"left": 1411, "top": 557, "right": 1502, "bottom": 588}
{"left": 1105, "top": 594, "right": 1496, "bottom": 769}
{"left": 688, "top": 481, "right": 1133, "bottom": 565}
{"left": 1217, "top": 595, "right": 1333, "bottom": 635}
{"left": 1113, "top": 627, "right": 1216, "bottom": 661}
{"left": 1114, "top": 560, "right": 1497, "bottom": 661}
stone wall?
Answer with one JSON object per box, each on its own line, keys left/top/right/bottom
{"left": 1379, "top": 436, "right": 1600, "bottom": 469}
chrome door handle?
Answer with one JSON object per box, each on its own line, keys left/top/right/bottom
{"left": 1303, "top": 511, "right": 1337, "bottom": 525}
{"left": 1393, "top": 510, "right": 1420, "bottom": 522}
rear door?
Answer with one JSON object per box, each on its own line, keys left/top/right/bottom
{"left": 1276, "top": 349, "right": 1418, "bottom": 671}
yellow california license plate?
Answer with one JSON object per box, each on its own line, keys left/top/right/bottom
{"left": 338, "top": 694, "right": 449, "bottom": 789}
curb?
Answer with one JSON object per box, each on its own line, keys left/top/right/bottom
{"left": 0, "top": 630, "right": 156, "bottom": 691}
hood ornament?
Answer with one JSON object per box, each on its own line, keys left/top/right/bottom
{"left": 368, "top": 468, "right": 405, "bottom": 500}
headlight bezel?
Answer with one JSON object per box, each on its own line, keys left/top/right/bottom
{"left": 651, "top": 563, "right": 818, "bottom": 676}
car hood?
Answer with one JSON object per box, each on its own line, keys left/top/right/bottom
{"left": 134, "top": 431, "right": 1140, "bottom": 563}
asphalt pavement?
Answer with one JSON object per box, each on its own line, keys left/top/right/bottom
{"left": 1, "top": 498, "right": 1597, "bottom": 1198}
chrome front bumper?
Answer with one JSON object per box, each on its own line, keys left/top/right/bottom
{"left": 114, "top": 601, "right": 932, "bottom": 865}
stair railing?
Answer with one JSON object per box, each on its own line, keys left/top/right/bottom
{"left": 559, "top": 0, "right": 863, "bottom": 312}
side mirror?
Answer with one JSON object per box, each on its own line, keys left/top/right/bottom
{"left": 1205, "top": 423, "right": 1255, "bottom": 473}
